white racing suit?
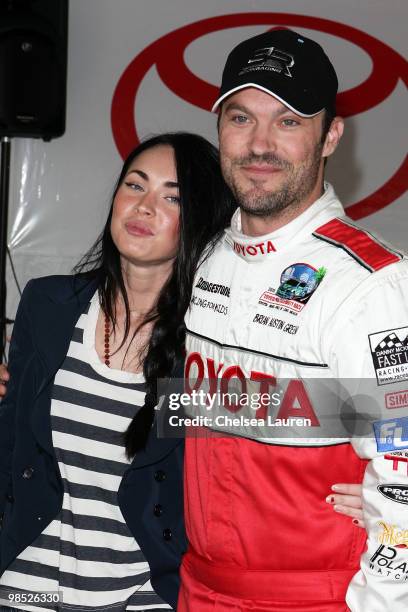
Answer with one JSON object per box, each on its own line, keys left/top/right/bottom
{"left": 179, "top": 184, "right": 408, "bottom": 611}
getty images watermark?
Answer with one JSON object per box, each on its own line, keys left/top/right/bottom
{"left": 156, "top": 377, "right": 375, "bottom": 440}
{"left": 155, "top": 377, "right": 407, "bottom": 441}
{"left": 166, "top": 389, "right": 311, "bottom": 429}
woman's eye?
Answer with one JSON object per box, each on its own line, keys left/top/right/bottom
{"left": 166, "top": 195, "right": 181, "bottom": 204}
{"left": 124, "top": 181, "right": 143, "bottom": 191}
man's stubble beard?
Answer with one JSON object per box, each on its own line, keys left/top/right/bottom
{"left": 221, "top": 144, "right": 324, "bottom": 218}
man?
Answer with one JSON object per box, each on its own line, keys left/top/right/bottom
{"left": 180, "top": 29, "right": 408, "bottom": 611}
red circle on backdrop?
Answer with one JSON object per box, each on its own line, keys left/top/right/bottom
{"left": 111, "top": 13, "right": 407, "bottom": 220}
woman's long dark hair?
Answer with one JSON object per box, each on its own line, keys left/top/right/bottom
{"left": 75, "top": 132, "right": 235, "bottom": 456}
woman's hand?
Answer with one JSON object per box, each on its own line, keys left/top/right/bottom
{"left": 326, "top": 483, "right": 364, "bottom": 528}
{"left": 0, "top": 363, "right": 9, "bottom": 397}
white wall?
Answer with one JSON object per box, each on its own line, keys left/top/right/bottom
{"left": 6, "top": 0, "right": 408, "bottom": 323}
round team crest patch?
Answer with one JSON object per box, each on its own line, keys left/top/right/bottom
{"left": 277, "top": 263, "right": 326, "bottom": 303}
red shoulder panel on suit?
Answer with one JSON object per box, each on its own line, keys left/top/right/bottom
{"left": 314, "top": 217, "right": 402, "bottom": 272}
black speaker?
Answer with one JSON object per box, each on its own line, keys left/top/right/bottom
{"left": 0, "top": 0, "right": 68, "bottom": 140}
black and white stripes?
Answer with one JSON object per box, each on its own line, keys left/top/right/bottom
{"left": 0, "top": 293, "right": 171, "bottom": 612}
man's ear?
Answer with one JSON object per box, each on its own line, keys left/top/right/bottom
{"left": 322, "top": 116, "right": 344, "bottom": 158}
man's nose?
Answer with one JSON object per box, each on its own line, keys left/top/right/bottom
{"left": 248, "top": 123, "right": 277, "bottom": 157}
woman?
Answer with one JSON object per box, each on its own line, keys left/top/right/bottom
{"left": 0, "top": 132, "right": 364, "bottom": 612}
{"left": 0, "top": 132, "right": 234, "bottom": 612}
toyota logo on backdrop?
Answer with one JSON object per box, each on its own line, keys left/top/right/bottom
{"left": 111, "top": 13, "right": 407, "bottom": 221}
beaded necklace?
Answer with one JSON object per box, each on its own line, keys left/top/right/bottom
{"left": 104, "top": 314, "right": 111, "bottom": 367}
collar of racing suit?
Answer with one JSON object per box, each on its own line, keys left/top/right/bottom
{"left": 224, "top": 182, "right": 345, "bottom": 262}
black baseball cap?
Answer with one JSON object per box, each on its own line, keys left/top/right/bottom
{"left": 212, "top": 29, "right": 338, "bottom": 117}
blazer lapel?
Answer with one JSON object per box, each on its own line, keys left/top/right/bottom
{"left": 129, "top": 389, "right": 186, "bottom": 468}
{"left": 31, "top": 277, "right": 98, "bottom": 454}
{"left": 129, "top": 432, "right": 183, "bottom": 468}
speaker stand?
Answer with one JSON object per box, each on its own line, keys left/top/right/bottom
{"left": 0, "top": 137, "right": 11, "bottom": 360}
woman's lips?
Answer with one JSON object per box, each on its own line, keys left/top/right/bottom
{"left": 125, "top": 222, "right": 154, "bottom": 236}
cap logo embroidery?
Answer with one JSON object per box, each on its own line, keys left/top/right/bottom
{"left": 241, "top": 46, "right": 295, "bottom": 77}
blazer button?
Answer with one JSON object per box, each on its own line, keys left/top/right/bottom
{"left": 6, "top": 494, "right": 14, "bottom": 503}
{"left": 163, "top": 528, "right": 172, "bottom": 541}
{"left": 154, "top": 470, "right": 166, "bottom": 482}
{"left": 153, "top": 504, "right": 163, "bottom": 517}
{"left": 22, "top": 467, "right": 34, "bottom": 479}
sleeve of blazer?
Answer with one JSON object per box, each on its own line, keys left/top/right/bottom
{"left": 0, "top": 280, "right": 35, "bottom": 514}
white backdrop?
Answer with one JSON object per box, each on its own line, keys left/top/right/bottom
{"left": 5, "top": 0, "right": 408, "bottom": 323}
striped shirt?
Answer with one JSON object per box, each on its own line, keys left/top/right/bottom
{"left": 0, "top": 292, "right": 171, "bottom": 612}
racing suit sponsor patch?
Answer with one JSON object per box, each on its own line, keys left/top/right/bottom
{"left": 369, "top": 545, "right": 408, "bottom": 580}
{"left": 369, "top": 326, "right": 408, "bottom": 385}
{"left": 258, "top": 263, "right": 326, "bottom": 315}
{"left": 190, "top": 295, "right": 228, "bottom": 316}
{"left": 233, "top": 239, "right": 276, "bottom": 257}
{"left": 384, "top": 451, "right": 408, "bottom": 476}
{"left": 195, "top": 277, "right": 230, "bottom": 297}
{"left": 385, "top": 390, "right": 408, "bottom": 409}
{"left": 373, "top": 417, "right": 408, "bottom": 452}
{"left": 377, "top": 521, "right": 408, "bottom": 548}
{"left": 258, "top": 290, "right": 305, "bottom": 315}
{"left": 377, "top": 485, "right": 408, "bottom": 505}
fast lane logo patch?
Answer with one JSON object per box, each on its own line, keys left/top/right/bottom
{"left": 369, "top": 327, "right": 408, "bottom": 385}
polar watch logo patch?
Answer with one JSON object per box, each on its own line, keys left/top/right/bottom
{"left": 369, "top": 327, "right": 408, "bottom": 385}
{"left": 369, "top": 545, "right": 408, "bottom": 580}
{"left": 377, "top": 485, "right": 408, "bottom": 505}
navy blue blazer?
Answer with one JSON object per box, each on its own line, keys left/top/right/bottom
{"left": 0, "top": 274, "right": 186, "bottom": 609}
